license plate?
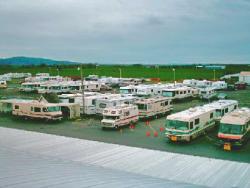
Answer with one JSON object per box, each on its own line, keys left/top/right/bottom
{"left": 170, "top": 136, "right": 177, "bottom": 141}
{"left": 224, "top": 143, "right": 231, "bottom": 151}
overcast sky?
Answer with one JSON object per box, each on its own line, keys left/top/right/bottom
{"left": 0, "top": 0, "right": 250, "bottom": 64}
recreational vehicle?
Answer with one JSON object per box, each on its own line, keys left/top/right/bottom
{"left": 135, "top": 97, "right": 173, "bottom": 119}
{"left": 211, "top": 81, "right": 227, "bottom": 90}
{"left": 20, "top": 82, "right": 41, "bottom": 92}
{"left": 0, "top": 81, "right": 7, "bottom": 89}
{"left": 218, "top": 108, "right": 250, "bottom": 150}
{"left": 204, "top": 100, "right": 238, "bottom": 120}
{"left": 165, "top": 105, "right": 216, "bottom": 142}
{"left": 96, "top": 95, "right": 137, "bottom": 115}
{"left": 120, "top": 85, "right": 137, "bottom": 95}
{"left": 162, "top": 86, "right": 199, "bottom": 100}
{"left": 12, "top": 97, "right": 63, "bottom": 121}
{"left": 101, "top": 104, "right": 139, "bottom": 129}
{"left": 199, "top": 87, "right": 217, "bottom": 100}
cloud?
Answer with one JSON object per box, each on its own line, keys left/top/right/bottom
{"left": 0, "top": 0, "right": 250, "bottom": 64}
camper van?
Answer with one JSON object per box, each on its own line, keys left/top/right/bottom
{"left": 218, "top": 108, "right": 250, "bottom": 150}
{"left": 165, "top": 105, "right": 216, "bottom": 142}
{"left": 204, "top": 100, "right": 238, "bottom": 120}
{"left": 0, "top": 81, "right": 7, "bottom": 89}
{"left": 12, "top": 98, "right": 62, "bottom": 121}
{"left": 162, "top": 86, "right": 199, "bottom": 100}
{"left": 20, "top": 82, "right": 41, "bottom": 92}
{"left": 96, "top": 95, "right": 137, "bottom": 115}
{"left": 101, "top": 104, "right": 139, "bottom": 129}
{"left": 135, "top": 97, "right": 173, "bottom": 119}
{"left": 199, "top": 87, "right": 217, "bottom": 100}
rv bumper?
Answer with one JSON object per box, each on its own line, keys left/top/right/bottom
{"left": 166, "top": 133, "right": 190, "bottom": 142}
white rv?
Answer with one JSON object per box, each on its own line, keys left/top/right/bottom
{"left": 120, "top": 85, "right": 137, "bottom": 95}
{"left": 96, "top": 95, "right": 137, "bottom": 115}
{"left": 101, "top": 104, "right": 139, "bottom": 129}
{"left": 12, "top": 98, "right": 62, "bottom": 121}
{"left": 204, "top": 100, "right": 238, "bottom": 120}
{"left": 165, "top": 105, "right": 216, "bottom": 142}
{"left": 20, "top": 82, "right": 41, "bottom": 92}
{"left": 199, "top": 87, "right": 217, "bottom": 100}
{"left": 162, "top": 86, "right": 199, "bottom": 100}
{"left": 218, "top": 108, "right": 250, "bottom": 149}
{"left": 211, "top": 81, "right": 228, "bottom": 90}
{"left": 135, "top": 97, "right": 173, "bottom": 119}
{"left": 0, "top": 80, "right": 7, "bottom": 89}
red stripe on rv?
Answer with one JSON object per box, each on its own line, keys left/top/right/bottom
{"left": 218, "top": 133, "right": 242, "bottom": 140}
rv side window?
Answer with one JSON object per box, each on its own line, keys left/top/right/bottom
{"left": 190, "top": 122, "right": 193, "bottom": 129}
{"left": 234, "top": 105, "right": 237, "bottom": 109}
{"left": 34, "top": 107, "right": 41, "bottom": 112}
{"left": 195, "top": 118, "right": 200, "bottom": 125}
{"left": 124, "top": 111, "right": 130, "bottom": 116}
{"left": 96, "top": 85, "right": 98, "bottom": 88}
{"left": 43, "top": 107, "right": 48, "bottom": 112}
{"left": 14, "top": 105, "right": 19, "bottom": 110}
{"left": 99, "top": 103, "right": 107, "bottom": 108}
{"left": 69, "top": 98, "right": 75, "bottom": 103}
{"left": 92, "top": 100, "right": 96, "bottom": 105}
{"left": 210, "top": 113, "right": 213, "bottom": 119}
{"left": 151, "top": 89, "right": 153, "bottom": 92}
{"left": 165, "top": 101, "right": 168, "bottom": 106}
{"left": 225, "top": 108, "right": 228, "bottom": 113}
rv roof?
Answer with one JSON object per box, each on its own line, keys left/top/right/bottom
{"left": 221, "top": 108, "right": 250, "bottom": 125}
{"left": 167, "top": 105, "right": 215, "bottom": 122}
{"left": 135, "top": 96, "right": 170, "bottom": 104}
{"left": 204, "top": 100, "right": 238, "bottom": 110}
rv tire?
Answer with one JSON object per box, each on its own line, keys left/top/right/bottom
{"left": 115, "top": 125, "right": 119, "bottom": 129}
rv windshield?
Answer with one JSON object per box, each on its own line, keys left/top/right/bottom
{"left": 162, "top": 91, "right": 174, "bottom": 97}
{"left": 137, "top": 104, "right": 147, "bottom": 110}
{"left": 120, "top": 89, "right": 129, "bottom": 94}
{"left": 219, "top": 123, "right": 244, "bottom": 135}
{"left": 166, "top": 120, "right": 189, "bottom": 131}
{"left": 47, "top": 106, "right": 61, "bottom": 112}
{"left": 104, "top": 116, "right": 119, "bottom": 120}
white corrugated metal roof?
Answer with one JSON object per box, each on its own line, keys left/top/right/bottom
{"left": 0, "top": 127, "right": 249, "bottom": 188}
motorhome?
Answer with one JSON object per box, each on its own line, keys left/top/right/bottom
{"left": 20, "top": 82, "right": 41, "bottom": 92}
{"left": 165, "top": 105, "right": 216, "bottom": 142}
{"left": 135, "top": 84, "right": 170, "bottom": 97}
{"left": 12, "top": 97, "right": 62, "bottom": 121}
{"left": 96, "top": 95, "right": 137, "bottom": 115}
{"left": 101, "top": 104, "right": 139, "bottom": 129}
{"left": 0, "top": 80, "right": 7, "bottom": 89}
{"left": 135, "top": 97, "right": 173, "bottom": 119}
{"left": 199, "top": 87, "right": 217, "bottom": 100}
{"left": 162, "top": 86, "right": 199, "bottom": 100}
{"left": 211, "top": 81, "right": 227, "bottom": 90}
{"left": 204, "top": 100, "right": 238, "bottom": 121}
{"left": 120, "top": 85, "right": 137, "bottom": 95}
{"left": 218, "top": 108, "right": 250, "bottom": 150}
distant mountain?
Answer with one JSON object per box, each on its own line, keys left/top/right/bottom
{"left": 0, "top": 56, "right": 78, "bottom": 66}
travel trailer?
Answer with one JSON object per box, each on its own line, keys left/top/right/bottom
{"left": 20, "top": 82, "right": 41, "bottom": 92}
{"left": 0, "top": 80, "right": 7, "bottom": 89}
{"left": 12, "top": 97, "right": 63, "bottom": 121}
{"left": 162, "top": 86, "right": 199, "bottom": 100}
{"left": 211, "top": 81, "right": 228, "bottom": 90}
{"left": 101, "top": 104, "right": 139, "bottom": 129}
{"left": 218, "top": 108, "right": 250, "bottom": 150}
{"left": 199, "top": 87, "right": 217, "bottom": 100}
{"left": 204, "top": 100, "right": 238, "bottom": 121}
{"left": 135, "top": 84, "right": 170, "bottom": 97}
{"left": 96, "top": 95, "right": 137, "bottom": 115}
{"left": 120, "top": 85, "right": 137, "bottom": 95}
{"left": 135, "top": 97, "right": 173, "bottom": 119}
{"left": 165, "top": 105, "right": 216, "bottom": 142}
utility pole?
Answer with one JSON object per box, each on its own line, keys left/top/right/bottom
{"left": 213, "top": 69, "right": 216, "bottom": 81}
{"left": 172, "top": 68, "right": 176, "bottom": 86}
{"left": 80, "top": 64, "right": 85, "bottom": 116}
{"left": 119, "top": 68, "right": 122, "bottom": 79}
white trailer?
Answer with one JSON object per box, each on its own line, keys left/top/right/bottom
{"left": 165, "top": 105, "right": 216, "bottom": 142}
{"left": 199, "top": 87, "right": 217, "bottom": 100}
{"left": 101, "top": 104, "right": 139, "bottom": 129}
{"left": 12, "top": 97, "right": 62, "bottom": 121}
{"left": 20, "top": 82, "right": 41, "bottom": 92}
{"left": 120, "top": 85, "right": 137, "bottom": 95}
{"left": 211, "top": 81, "right": 228, "bottom": 90}
{"left": 162, "top": 86, "right": 199, "bottom": 100}
{"left": 96, "top": 95, "right": 137, "bottom": 115}
{"left": 204, "top": 100, "right": 238, "bottom": 120}
{"left": 135, "top": 97, "right": 173, "bottom": 119}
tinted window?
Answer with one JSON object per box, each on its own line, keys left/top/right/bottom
{"left": 14, "top": 105, "right": 19, "bottom": 110}
{"left": 210, "top": 113, "right": 213, "bottom": 119}
{"left": 34, "top": 107, "right": 41, "bottom": 112}
{"left": 195, "top": 118, "right": 200, "bottom": 125}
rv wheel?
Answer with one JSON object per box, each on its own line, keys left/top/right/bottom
{"left": 115, "top": 125, "right": 119, "bottom": 129}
